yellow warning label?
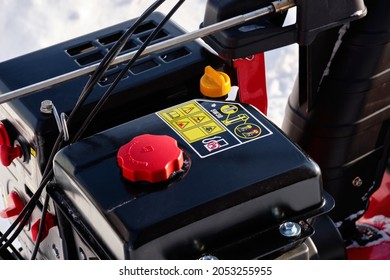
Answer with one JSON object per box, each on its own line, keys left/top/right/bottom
{"left": 158, "top": 101, "right": 226, "bottom": 143}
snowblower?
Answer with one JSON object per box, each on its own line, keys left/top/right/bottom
{"left": 1, "top": 0, "right": 389, "bottom": 260}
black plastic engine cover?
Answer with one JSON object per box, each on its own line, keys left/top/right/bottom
{"left": 53, "top": 99, "right": 326, "bottom": 259}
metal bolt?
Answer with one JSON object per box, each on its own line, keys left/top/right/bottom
{"left": 199, "top": 255, "right": 219, "bottom": 260}
{"left": 279, "top": 221, "right": 301, "bottom": 238}
{"left": 352, "top": 177, "right": 363, "bottom": 187}
{"left": 40, "top": 100, "right": 53, "bottom": 114}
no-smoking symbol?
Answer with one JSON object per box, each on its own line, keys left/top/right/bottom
{"left": 206, "top": 141, "right": 220, "bottom": 151}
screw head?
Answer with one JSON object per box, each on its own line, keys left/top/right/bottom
{"left": 279, "top": 221, "right": 301, "bottom": 238}
{"left": 352, "top": 177, "right": 363, "bottom": 187}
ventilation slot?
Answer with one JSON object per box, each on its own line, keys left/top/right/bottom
{"left": 130, "top": 60, "right": 159, "bottom": 74}
{"left": 67, "top": 42, "right": 96, "bottom": 56}
{"left": 134, "top": 21, "right": 157, "bottom": 34}
{"left": 76, "top": 51, "right": 105, "bottom": 66}
{"left": 120, "top": 41, "right": 138, "bottom": 53}
{"left": 140, "top": 30, "right": 168, "bottom": 43}
{"left": 98, "top": 32, "right": 123, "bottom": 45}
{"left": 106, "top": 40, "right": 137, "bottom": 53}
{"left": 161, "top": 48, "right": 190, "bottom": 62}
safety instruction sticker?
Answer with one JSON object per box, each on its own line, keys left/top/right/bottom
{"left": 158, "top": 102, "right": 225, "bottom": 143}
{"left": 157, "top": 100, "right": 273, "bottom": 158}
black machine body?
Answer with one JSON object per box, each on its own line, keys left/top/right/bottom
{"left": 1, "top": 0, "right": 389, "bottom": 260}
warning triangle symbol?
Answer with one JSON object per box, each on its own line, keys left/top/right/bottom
{"left": 203, "top": 126, "right": 216, "bottom": 133}
{"left": 176, "top": 121, "right": 189, "bottom": 129}
{"left": 192, "top": 115, "right": 205, "bottom": 123}
{"left": 182, "top": 106, "right": 194, "bottom": 114}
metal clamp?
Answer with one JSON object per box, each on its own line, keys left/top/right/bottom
{"left": 40, "top": 100, "right": 69, "bottom": 141}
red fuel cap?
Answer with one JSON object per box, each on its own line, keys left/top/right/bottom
{"left": 117, "top": 134, "right": 184, "bottom": 183}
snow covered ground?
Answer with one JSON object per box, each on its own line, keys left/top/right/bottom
{"left": 0, "top": 0, "right": 298, "bottom": 248}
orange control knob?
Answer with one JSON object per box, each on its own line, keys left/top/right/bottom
{"left": 0, "top": 191, "right": 24, "bottom": 219}
{"left": 117, "top": 134, "right": 184, "bottom": 183}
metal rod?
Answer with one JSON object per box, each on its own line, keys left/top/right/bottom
{"left": 0, "top": 0, "right": 295, "bottom": 104}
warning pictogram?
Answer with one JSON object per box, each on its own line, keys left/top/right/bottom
{"left": 234, "top": 123, "right": 262, "bottom": 139}
{"left": 202, "top": 136, "right": 229, "bottom": 152}
{"left": 221, "top": 104, "right": 238, "bottom": 115}
{"left": 182, "top": 106, "right": 195, "bottom": 114}
{"left": 167, "top": 111, "right": 181, "bottom": 119}
{"left": 206, "top": 141, "right": 220, "bottom": 151}
{"left": 192, "top": 115, "right": 206, "bottom": 124}
{"left": 223, "top": 113, "right": 249, "bottom": 126}
{"left": 203, "top": 126, "right": 216, "bottom": 134}
{"left": 157, "top": 100, "right": 274, "bottom": 158}
{"left": 176, "top": 121, "right": 189, "bottom": 129}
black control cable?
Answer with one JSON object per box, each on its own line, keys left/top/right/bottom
{"left": 0, "top": 232, "right": 23, "bottom": 260}
{"left": 0, "top": 200, "right": 36, "bottom": 257}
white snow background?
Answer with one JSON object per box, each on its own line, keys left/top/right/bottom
{"left": 0, "top": 0, "right": 298, "bottom": 248}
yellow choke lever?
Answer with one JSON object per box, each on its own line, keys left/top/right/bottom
{"left": 200, "top": 66, "right": 231, "bottom": 99}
